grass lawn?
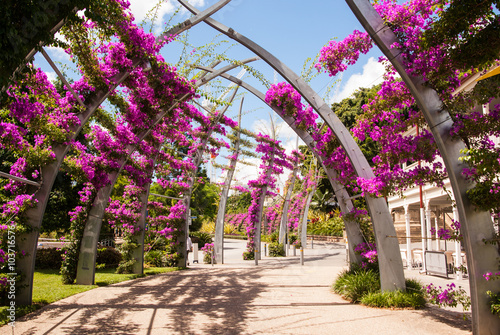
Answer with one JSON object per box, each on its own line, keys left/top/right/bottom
{"left": 0, "top": 266, "right": 181, "bottom": 326}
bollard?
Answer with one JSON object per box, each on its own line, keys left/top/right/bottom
{"left": 293, "top": 247, "right": 296, "bottom": 256}
{"left": 264, "top": 243, "right": 267, "bottom": 257}
{"left": 300, "top": 247, "right": 304, "bottom": 265}
{"left": 311, "top": 236, "right": 314, "bottom": 249}
{"left": 193, "top": 244, "right": 199, "bottom": 263}
{"left": 254, "top": 248, "right": 259, "bottom": 266}
{"left": 211, "top": 248, "right": 214, "bottom": 266}
{"left": 345, "top": 238, "right": 349, "bottom": 264}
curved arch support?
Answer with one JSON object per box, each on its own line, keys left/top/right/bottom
{"left": 132, "top": 183, "right": 150, "bottom": 274}
{"left": 345, "top": 0, "right": 500, "bottom": 332}
{"left": 278, "top": 165, "right": 298, "bottom": 246}
{"left": 201, "top": 70, "right": 365, "bottom": 265}
{"left": 214, "top": 98, "right": 243, "bottom": 264}
{"left": 178, "top": 85, "right": 240, "bottom": 268}
{"left": 76, "top": 60, "right": 251, "bottom": 285}
{"left": 15, "top": 0, "right": 234, "bottom": 304}
{"left": 180, "top": 0, "right": 404, "bottom": 291}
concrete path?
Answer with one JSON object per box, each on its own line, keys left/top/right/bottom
{"left": 1, "top": 239, "right": 472, "bottom": 335}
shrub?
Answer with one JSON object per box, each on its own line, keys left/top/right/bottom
{"left": 268, "top": 243, "right": 285, "bottom": 257}
{"left": 224, "top": 224, "right": 236, "bottom": 235}
{"left": 405, "top": 278, "right": 424, "bottom": 294}
{"left": 144, "top": 250, "right": 163, "bottom": 267}
{"left": 190, "top": 231, "right": 213, "bottom": 249}
{"left": 203, "top": 253, "right": 213, "bottom": 264}
{"left": 360, "top": 290, "right": 426, "bottom": 308}
{"left": 307, "top": 214, "right": 344, "bottom": 236}
{"left": 333, "top": 270, "right": 425, "bottom": 309}
{"left": 242, "top": 251, "right": 254, "bottom": 260}
{"left": 360, "top": 279, "right": 426, "bottom": 309}
{"left": 425, "top": 282, "right": 471, "bottom": 312}
{"left": 116, "top": 236, "right": 139, "bottom": 274}
{"left": 269, "top": 231, "right": 278, "bottom": 243}
{"left": 35, "top": 248, "right": 63, "bottom": 269}
{"left": 201, "top": 243, "right": 216, "bottom": 264}
{"left": 163, "top": 252, "right": 181, "bottom": 267}
{"left": 96, "top": 247, "right": 122, "bottom": 268}
{"left": 332, "top": 269, "right": 380, "bottom": 303}
{"left": 116, "top": 260, "right": 136, "bottom": 274}
{"left": 199, "top": 220, "right": 215, "bottom": 234}
{"left": 487, "top": 291, "right": 500, "bottom": 318}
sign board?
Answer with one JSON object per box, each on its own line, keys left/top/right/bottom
{"left": 425, "top": 251, "right": 448, "bottom": 278}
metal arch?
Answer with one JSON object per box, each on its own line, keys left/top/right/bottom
{"left": 0, "top": 171, "right": 41, "bottom": 187}
{"left": 179, "top": 3, "right": 404, "bottom": 290}
{"left": 75, "top": 60, "right": 251, "bottom": 285}
{"left": 179, "top": 85, "right": 241, "bottom": 269}
{"left": 214, "top": 97, "right": 243, "bottom": 264}
{"left": 345, "top": 0, "right": 500, "bottom": 332}
{"left": 159, "top": 0, "right": 232, "bottom": 38}
{"left": 253, "top": 138, "right": 276, "bottom": 263}
{"left": 201, "top": 70, "right": 365, "bottom": 264}
{"left": 279, "top": 165, "right": 298, "bottom": 245}
{"left": 15, "top": 0, "right": 234, "bottom": 304}
{"left": 3, "top": 14, "right": 70, "bottom": 93}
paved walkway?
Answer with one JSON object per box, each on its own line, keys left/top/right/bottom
{"left": 2, "top": 240, "right": 472, "bottom": 335}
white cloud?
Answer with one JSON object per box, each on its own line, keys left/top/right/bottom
{"left": 234, "top": 157, "right": 259, "bottom": 183}
{"left": 246, "top": 117, "right": 304, "bottom": 194}
{"left": 129, "top": 0, "right": 175, "bottom": 23}
{"left": 128, "top": 0, "right": 205, "bottom": 25}
{"left": 44, "top": 46, "right": 70, "bottom": 61}
{"left": 331, "top": 57, "right": 385, "bottom": 103}
{"left": 229, "top": 155, "right": 292, "bottom": 197}
{"left": 46, "top": 71, "right": 57, "bottom": 83}
{"left": 54, "top": 32, "right": 67, "bottom": 44}
{"left": 251, "top": 118, "right": 297, "bottom": 144}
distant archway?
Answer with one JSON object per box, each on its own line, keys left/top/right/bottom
{"left": 180, "top": 0, "right": 405, "bottom": 292}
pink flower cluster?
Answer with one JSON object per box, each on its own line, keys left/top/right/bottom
{"left": 354, "top": 242, "right": 378, "bottom": 269}
{"left": 315, "top": 30, "right": 373, "bottom": 77}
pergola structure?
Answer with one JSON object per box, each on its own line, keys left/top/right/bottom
{"left": 1, "top": 1, "right": 499, "bottom": 334}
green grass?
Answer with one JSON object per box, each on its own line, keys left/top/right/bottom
{"left": 0, "top": 267, "right": 180, "bottom": 326}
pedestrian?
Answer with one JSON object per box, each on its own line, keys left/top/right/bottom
{"left": 187, "top": 236, "right": 193, "bottom": 266}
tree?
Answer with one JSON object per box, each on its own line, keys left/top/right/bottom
{"left": 226, "top": 191, "right": 252, "bottom": 214}
{"left": 190, "top": 167, "right": 220, "bottom": 231}
{"left": 40, "top": 172, "right": 82, "bottom": 235}
{"left": 421, "top": 0, "right": 500, "bottom": 74}
{"left": 331, "top": 86, "right": 380, "bottom": 166}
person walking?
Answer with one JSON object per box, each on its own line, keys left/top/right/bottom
{"left": 186, "top": 236, "right": 193, "bottom": 266}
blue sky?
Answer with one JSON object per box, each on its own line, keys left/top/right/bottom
{"left": 35, "top": 0, "right": 387, "bottom": 189}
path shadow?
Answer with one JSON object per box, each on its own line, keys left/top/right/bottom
{"left": 420, "top": 305, "right": 472, "bottom": 332}
{"left": 18, "top": 267, "right": 267, "bottom": 334}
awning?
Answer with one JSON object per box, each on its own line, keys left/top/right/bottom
{"left": 476, "top": 66, "right": 500, "bottom": 81}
